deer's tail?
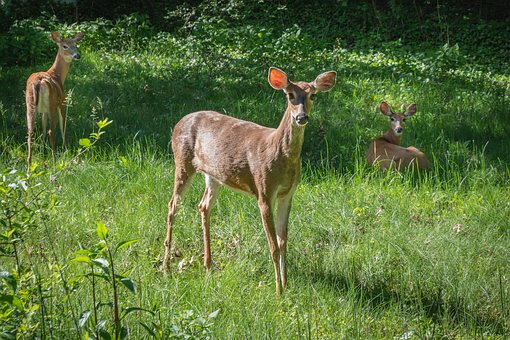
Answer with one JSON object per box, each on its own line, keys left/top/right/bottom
{"left": 26, "top": 79, "right": 41, "bottom": 165}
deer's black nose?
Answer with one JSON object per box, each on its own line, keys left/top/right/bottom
{"left": 73, "top": 53, "right": 81, "bottom": 60}
{"left": 296, "top": 114, "right": 309, "bottom": 125}
{"left": 396, "top": 127, "right": 403, "bottom": 133}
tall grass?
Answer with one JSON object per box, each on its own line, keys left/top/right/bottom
{"left": 2, "top": 138, "right": 507, "bottom": 338}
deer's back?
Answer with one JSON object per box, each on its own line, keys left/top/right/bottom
{"left": 172, "top": 111, "right": 281, "bottom": 194}
{"left": 26, "top": 72, "right": 65, "bottom": 112}
{"left": 367, "top": 138, "right": 430, "bottom": 170}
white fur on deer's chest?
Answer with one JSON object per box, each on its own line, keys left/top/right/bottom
{"left": 204, "top": 172, "right": 255, "bottom": 196}
{"left": 276, "top": 168, "right": 300, "bottom": 198}
{"left": 37, "top": 83, "right": 50, "bottom": 113}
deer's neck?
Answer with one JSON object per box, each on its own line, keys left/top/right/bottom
{"left": 272, "top": 109, "right": 305, "bottom": 161}
{"left": 382, "top": 130, "right": 401, "bottom": 146}
{"left": 47, "top": 50, "right": 71, "bottom": 85}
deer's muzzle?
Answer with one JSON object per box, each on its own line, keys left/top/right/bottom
{"left": 295, "top": 113, "right": 309, "bottom": 126}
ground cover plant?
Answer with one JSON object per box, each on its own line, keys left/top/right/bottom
{"left": 1, "top": 1, "right": 509, "bottom": 338}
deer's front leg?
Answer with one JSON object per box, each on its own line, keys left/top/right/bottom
{"left": 276, "top": 195, "right": 292, "bottom": 290}
{"left": 257, "top": 196, "right": 282, "bottom": 295}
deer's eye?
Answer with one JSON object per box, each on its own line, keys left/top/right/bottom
{"left": 310, "top": 94, "right": 317, "bottom": 101}
{"left": 402, "top": 118, "right": 407, "bottom": 122}
{"left": 390, "top": 117, "right": 396, "bottom": 122}
{"left": 63, "top": 44, "right": 69, "bottom": 50}
{"left": 288, "top": 93, "right": 295, "bottom": 101}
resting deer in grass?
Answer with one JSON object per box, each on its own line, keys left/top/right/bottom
{"left": 25, "top": 31, "right": 84, "bottom": 165}
{"left": 367, "top": 101, "right": 430, "bottom": 170}
{"left": 163, "top": 67, "right": 336, "bottom": 295}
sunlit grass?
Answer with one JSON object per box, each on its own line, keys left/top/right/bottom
{"left": 4, "top": 138, "right": 504, "bottom": 338}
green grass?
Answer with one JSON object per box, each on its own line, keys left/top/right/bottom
{"left": 1, "top": 16, "right": 509, "bottom": 338}
{"left": 12, "top": 146, "right": 508, "bottom": 338}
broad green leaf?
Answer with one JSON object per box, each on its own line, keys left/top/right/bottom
{"left": 121, "top": 308, "right": 155, "bottom": 328}
{"left": 121, "top": 307, "right": 154, "bottom": 320}
{"left": 98, "top": 118, "right": 113, "bottom": 129}
{"left": 209, "top": 309, "right": 220, "bottom": 319}
{"left": 79, "top": 310, "right": 91, "bottom": 327}
{"left": 91, "top": 257, "right": 109, "bottom": 268}
{"left": 98, "top": 328, "right": 112, "bottom": 340}
{"left": 0, "top": 293, "right": 23, "bottom": 309}
{"left": 71, "top": 256, "right": 91, "bottom": 263}
{"left": 115, "top": 239, "right": 139, "bottom": 252}
{"left": 97, "top": 221, "right": 108, "bottom": 241}
{"left": 91, "top": 258, "right": 110, "bottom": 275}
{"left": 97, "top": 302, "right": 113, "bottom": 310}
{"left": 66, "top": 275, "right": 82, "bottom": 287}
{"left": 73, "top": 249, "right": 92, "bottom": 255}
{"left": 1, "top": 229, "right": 15, "bottom": 239}
{"left": 0, "top": 271, "right": 17, "bottom": 291}
{"left": 49, "top": 194, "right": 59, "bottom": 208}
{"left": 120, "top": 267, "right": 135, "bottom": 277}
{"left": 91, "top": 240, "right": 107, "bottom": 252}
{"left": 29, "top": 161, "right": 39, "bottom": 172}
{"left": 120, "top": 277, "right": 136, "bottom": 294}
{"left": 139, "top": 322, "right": 157, "bottom": 338}
{"left": 79, "top": 138, "right": 92, "bottom": 147}
{"left": 121, "top": 326, "right": 128, "bottom": 340}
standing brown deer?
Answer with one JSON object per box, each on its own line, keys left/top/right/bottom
{"left": 163, "top": 67, "right": 337, "bottom": 295}
{"left": 25, "top": 31, "right": 84, "bottom": 165}
{"left": 367, "top": 101, "right": 430, "bottom": 170}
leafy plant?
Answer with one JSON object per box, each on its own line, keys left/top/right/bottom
{"left": 78, "top": 117, "right": 113, "bottom": 151}
{"left": 0, "top": 168, "right": 54, "bottom": 338}
{"left": 71, "top": 222, "right": 140, "bottom": 339}
{"left": 0, "top": 117, "right": 114, "bottom": 338}
{"left": 141, "top": 308, "right": 220, "bottom": 339}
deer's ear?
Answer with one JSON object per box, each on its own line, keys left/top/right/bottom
{"left": 404, "top": 103, "right": 417, "bottom": 117}
{"left": 50, "top": 32, "right": 61, "bottom": 43}
{"left": 313, "top": 71, "right": 336, "bottom": 92}
{"left": 380, "top": 102, "right": 392, "bottom": 116}
{"left": 74, "top": 32, "right": 84, "bottom": 42}
{"left": 268, "top": 67, "right": 288, "bottom": 90}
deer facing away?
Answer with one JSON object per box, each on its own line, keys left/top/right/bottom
{"left": 367, "top": 101, "right": 430, "bottom": 170}
{"left": 25, "top": 31, "right": 84, "bottom": 165}
{"left": 163, "top": 67, "right": 337, "bottom": 295}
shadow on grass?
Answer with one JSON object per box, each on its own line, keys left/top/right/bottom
{"left": 1, "top": 45, "right": 508, "bottom": 172}
{"left": 292, "top": 262, "right": 509, "bottom": 336}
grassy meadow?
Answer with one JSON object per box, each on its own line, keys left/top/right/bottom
{"left": 1, "top": 5, "right": 509, "bottom": 339}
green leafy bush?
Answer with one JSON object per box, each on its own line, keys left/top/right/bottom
{"left": 0, "top": 17, "right": 58, "bottom": 67}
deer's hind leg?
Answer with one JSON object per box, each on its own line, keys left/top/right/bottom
{"left": 48, "top": 111, "right": 58, "bottom": 162}
{"left": 257, "top": 194, "right": 282, "bottom": 295}
{"left": 26, "top": 91, "right": 37, "bottom": 166}
{"left": 163, "top": 162, "right": 195, "bottom": 272}
{"left": 199, "top": 175, "right": 221, "bottom": 270}
{"left": 58, "top": 103, "right": 68, "bottom": 148}
{"left": 45, "top": 88, "right": 60, "bottom": 162}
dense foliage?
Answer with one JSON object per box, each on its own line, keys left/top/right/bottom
{"left": 1, "top": 0, "right": 509, "bottom": 69}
